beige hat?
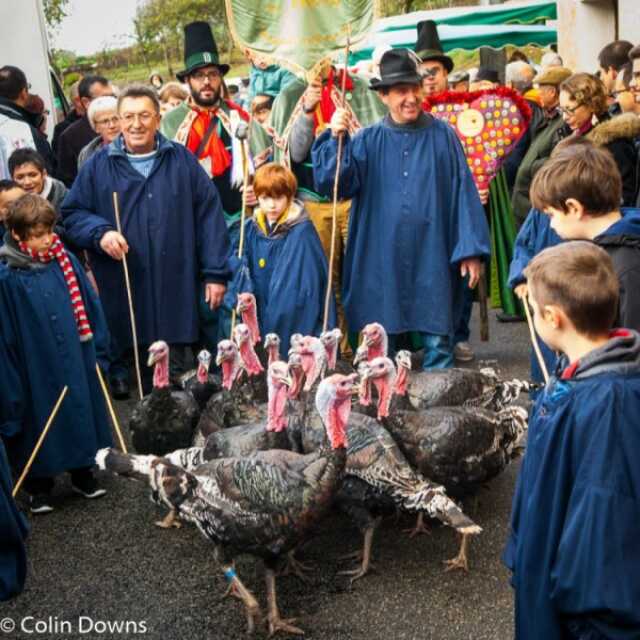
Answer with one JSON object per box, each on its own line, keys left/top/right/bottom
{"left": 534, "top": 66, "right": 572, "bottom": 86}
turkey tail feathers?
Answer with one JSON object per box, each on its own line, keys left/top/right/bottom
{"left": 164, "top": 447, "right": 206, "bottom": 471}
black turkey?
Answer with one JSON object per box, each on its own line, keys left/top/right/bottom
{"left": 96, "top": 373, "right": 355, "bottom": 636}
{"left": 180, "top": 349, "right": 221, "bottom": 411}
{"left": 129, "top": 341, "right": 199, "bottom": 455}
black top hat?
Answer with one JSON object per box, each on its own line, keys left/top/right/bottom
{"left": 177, "top": 21, "right": 229, "bottom": 81}
{"left": 370, "top": 49, "right": 423, "bottom": 90}
{"left": 415, "top": 20, "right": 454, "bottom": 73}
{"left": 474, "top": 67, "right": 500, "bottom": 84}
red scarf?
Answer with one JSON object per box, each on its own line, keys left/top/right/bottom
{"left": 313, "top": 68, "right": 354, "bottom": 134}
{"left": 19, "top": 233, "right": 93, "bottom": 342}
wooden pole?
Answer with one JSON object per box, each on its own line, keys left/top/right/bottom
{"left": 230, "top": 135, "right": 251, "bottom": 338}
{"left": 13, "top": 387, "right": 68, "bottom": 497}
{"left": 95, "top": 364, "right": 129, "bottom": 453}
{"left": 478, "top": 263, "right": 489, "bottom": 342}
{"left": 112, "top": 192, "right": 144, "bottom": 400}
{"left": 523, "top": 294, "right": 550, "bottom": 383}
{"left": 322, "top": 29, "right": 351, "bottom": 332}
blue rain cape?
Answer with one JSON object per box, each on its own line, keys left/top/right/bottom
{"left": 0, "top": 240, "right": 113, "bottom": 478}
{"left": 504, "top": 330, "right": 640, "bottom": 639}
{"left": 312, "top": 113, "right": 489, "bottom": 336}
{"left": 228, "top": 201, "right": 335, "bottom": 356}
{"left": 61, "top": 134, "right": 230, "bottom": 352}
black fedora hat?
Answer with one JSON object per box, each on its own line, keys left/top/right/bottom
{"left": 415, "top": 20, "right": 454, "bottom": 73}
{"left": 474, "top": 67, "right": 500, "bottom": 84}
{"left": 370, "top": 49, "right": 423, "bottom": 90}
{"left": 177, "top": 21, "right": 230, "bottom": 81}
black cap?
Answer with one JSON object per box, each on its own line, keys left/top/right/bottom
{"left": 414, "top": 21, "right": 454, "bottom": 73}
{"left": 370, "top": 49, "right": 423, "bottom": 90}
{"left": 177, "top": 22, "right": 229, "bottom": 81}
{"left": 474, "top": 67, "right": 500, "bottom": 84}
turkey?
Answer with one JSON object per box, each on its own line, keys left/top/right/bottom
{"left": 360, "top": 356, "right": 528, "bottom": 546}
{"left": 295, "top": 335, "right": 327, "bottom": 392}
{"left": 264, "top": 333, "right": 282, "bottom": 366}
{"left": 180, "top": 349, "right": 221, "bottom": 411}
{"left": 393, "top": 350, "right": 535, "bottom": 412}
{"left": 195, "top": 340, "right": 264, "bottom": 443}
{"left": 234, "top": 323, "right": 268, "bottom": 403}
{"left": 237, "top": 292, "right": 261, "bottom": 346}
{"left": 353, "top": 322, "right": 388, "bottom": 365}
{"left": 167, "top": 360, "right": 298, "bottom": 471}
{"left": 295, "top": 383, "right": 481, "bottom": 580}
{"left": 129, "top": 341, "right": 200, "bottom": 455}
{"left": 96, "top": 373, "right": 355, "bottom": 636}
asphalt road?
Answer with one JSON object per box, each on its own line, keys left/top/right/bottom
{"left": 4, "top": 309, "right": 531, "bottom": 640}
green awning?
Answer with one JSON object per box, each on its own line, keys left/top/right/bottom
{"left": 349, "top": 23, "right": 557, "bottom": 64}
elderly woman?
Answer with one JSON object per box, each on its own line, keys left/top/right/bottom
{"left": 553, "top": 72, "right": 640, "bottom": 205}
{"left": 77, "top": 96, "right": 120, "bottom": 169}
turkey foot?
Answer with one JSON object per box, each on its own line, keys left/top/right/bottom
{"left": 155, "top": 509, "right": 181, "bottom": 529}
{"left": 265, "top": 568, "right": 304, "bottom": 636}
{"left": 444, "top": 532, "right": 471, "bottom": 572}
{"left": 337, "top": 527, "right": 376, "bottom": 584}
{"left": 279, "top": 551, "right": 314, "bottom": 583}
{"left": 403, "top": 513, "right": 432, "bottom": 538}
{"left": 221, "top": 566, "right": 262, "bottom": 635}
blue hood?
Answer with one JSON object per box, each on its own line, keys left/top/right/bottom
{"left": 595, "top": 207, "right": 640, "bottom": 242}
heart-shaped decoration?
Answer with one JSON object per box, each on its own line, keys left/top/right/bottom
{"left": 423, "top": 87, "right": 532, "bottom": 190}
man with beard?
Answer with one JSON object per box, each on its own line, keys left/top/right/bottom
{"left": 161, "top": 22, "right": 258, "bottom": 236}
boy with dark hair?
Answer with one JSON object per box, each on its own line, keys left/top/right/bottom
{"left": 0, "top": 195, "right": 112, "bottom": 514}
{"left": 0, "top": 180, "right": 24, "bottom": 246}
{"left": 505, "top": 241, "right": 640, "bottom": 639}
{"left": 531, "top": 141, "right": 640, "bottom": 329}
{"left": 598, "top": 40, "right": 634, "bottom": 96}
{"left": 8, "top": 148, "right": 67, "bottom": 214}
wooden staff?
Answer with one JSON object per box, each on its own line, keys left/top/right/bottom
{"left": 523, "top": 293, "right": 550, "bottom": 383}
{"left": 230, "top": 122, "right": 251, "bottom": 338}
{"left": 112, "top": 192, "right": 143, "bottom": 400}
{"left": 95, "top": 364, "right": 128, "bottom": 453}
{"left": 322, "top": 28, "right": 351, "bottom": 332}
{"left": 13, "top": 387, "right": 68, "bottom": 497}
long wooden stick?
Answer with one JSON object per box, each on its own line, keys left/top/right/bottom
{"left": 230, "top": 136, "right": 251, "bottom": 338}
{"left": 523, "top": 294, "right": 549, "bottom": 383}
{"left": 322, "top": 29, "right": 351, "bottom": 332}
{"left": 13, "top": 387, "right": 68, "bottom": 497}
{"left": 95, "top": 364, "right": 128, "bottom": 453}
{"left": 112, "top": 192, "right": 143, "bottom": 400}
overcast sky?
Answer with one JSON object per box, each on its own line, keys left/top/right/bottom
{"left": 51, "top": 0, "right": 139, "bottom": 55}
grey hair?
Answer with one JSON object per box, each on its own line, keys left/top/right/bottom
{"left": 541, "top": 52, "right": 563, "bottom": 68}
{"left": 87, "top": 95, "right": 118, "bottom": 130}
{"left": 117, "top": 84, "right": 160, "bottom": 114}
{"left": 505, "top": 61, "right": 536, "bottom": 93}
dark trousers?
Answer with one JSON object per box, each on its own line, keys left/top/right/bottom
{"left": 24, "top": 467, "right": 93, "bottom": 495}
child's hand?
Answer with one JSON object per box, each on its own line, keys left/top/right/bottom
{"left": 100, "top": 231, "right": 129, "bottom": 260}
{"left": 514, "top": 283, "right": 528, "bottom": 299}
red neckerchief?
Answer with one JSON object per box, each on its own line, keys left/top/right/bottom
{"left": 19, "top": 233, "right": 93, "bottom": 341}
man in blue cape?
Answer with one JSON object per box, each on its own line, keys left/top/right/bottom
{"left": 312, "top": 49, "right": 490, "bottom": 368}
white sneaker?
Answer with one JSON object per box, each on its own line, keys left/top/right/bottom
{"left": 454, "top": 341, "right": 474, "bottom": 362}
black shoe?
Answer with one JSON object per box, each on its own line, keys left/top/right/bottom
{"left": 110, "top": 378, "right": 130, "bottom": 400}
{"left": 29, "top": 493, "right": 54, "bottom": 514}
{"left": 496, "top": 312, "right": 525, "bottom": 323}
{"left": 71, "top": 475, "right": 107, "bottom": 500}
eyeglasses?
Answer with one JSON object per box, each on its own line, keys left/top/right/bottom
{"left": 558, "top": 103, "right": 584, "bottom": 116}
{"left": 121, "top": 112, "right": 156, "bottom": 125}
{"left": 95, "top": 116, "right": 120, "bottom": 126}
{"left": 191, "top": 70, "right": 221, "bottom": 82}
{"left": 421, "top": 67, "right": 440, "bottom": 79}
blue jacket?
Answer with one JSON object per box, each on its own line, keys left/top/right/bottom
{"left": 0, "top": 438, "right": 28, "bottom": 601}
{"left": 249, "top": 65, "right": 296, "bottom": 100}
{"left": 0, "top": 240, "right": 113, "bottom": 477}
{"left": 238, "top": 202, "right": 335, "bottom": 356}
{"left": 507, "top": 208, "right": 562, "bottom": 289}
{"left": 61, "top": 134, "right": 230, "bottom": 350}
{"left": 312, "top": 114, "right": 490, "bottom": 336}
{"left": 505, "top": 331, "right": 640, "bottom": 639}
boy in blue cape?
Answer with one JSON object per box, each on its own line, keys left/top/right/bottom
{"left": 0, "top": 195, "right": 113, "bottom": 515}
{"left": 236, "top": 162, "right": 334, "bottom": 356}
{"left": 531, "top": 140, "right": 640, "bottom": 330}
{"left": 504, "top": 241, "right": 640, "bottom": 639}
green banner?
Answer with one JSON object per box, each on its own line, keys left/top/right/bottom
{"left": 225, "top": 0, "right": 377, "bottom": 78}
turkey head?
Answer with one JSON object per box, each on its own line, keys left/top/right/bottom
{"left": 148, "top": 340, "right": 170, "bottom": 388}
{"left": 216, "top": 339, "right": 242, "bottom": 390}
{"left": 264, "top": 333, "right": 281, "bottom": 366}
{"left": 266, "top": 361, "right": 293, "bottom": 433}
{"left": 298, "top": 336, "right": 328, "bottom": 392}
{"left": 361, "top": 357, "right": 397, "bottom": 420}
{"left": 320, "top": 328, "right": 342, "bottom": 371}
{"left": 236, "top": 292, "right": 261, "bottom": 345}
{"left": 315, "top": 373, "right": 358, "bottom": 449}
{"left": 354, "top": 323, "right": 388, "bottom": 365}
{"left": 394, "top": 350, "right": 412, "bottom": 396}
{"left": 233, "top": 323, "right": 264, "bottom": 377}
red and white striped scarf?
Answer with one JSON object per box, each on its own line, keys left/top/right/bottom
{"left": 19, "top": 233, "right": 93, "bottom": 342}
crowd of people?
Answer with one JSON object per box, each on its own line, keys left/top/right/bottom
{"left": 2, "top": 15, "right": 640, "bottom": 639}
